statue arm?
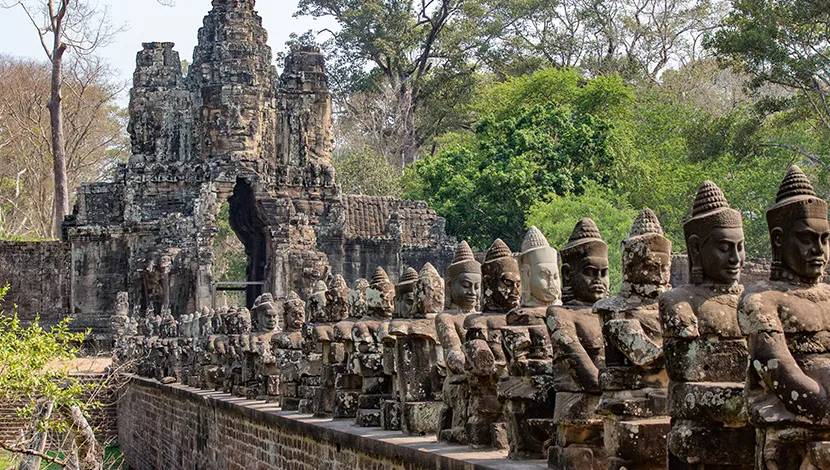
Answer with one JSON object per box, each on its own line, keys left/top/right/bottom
{"left": 548, "top": 312, "right": 599, "bottom": 389}
{"left": 749, "top": 331, "right": 828, "bottom": 422}
{"left": 464, "top": 323, "right": 496, "bottom": 375}
{"left": 436, "top": 314, "right": 465, "bottom": 374}
{"left": 604, "top": 318, "right": 663, "bottom": 366}
{"left": 659, "top": 296, "right": 699, "bottom": 339}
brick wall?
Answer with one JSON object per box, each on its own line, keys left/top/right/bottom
{"left": 0, "top": 374, "right": 118, "bottom": 445}
{"left": 119, "top": 376, "right": 546, "bottom": 470}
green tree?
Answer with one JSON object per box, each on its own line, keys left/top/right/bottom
{"left": 332, "top": 147, "right": 404, "bottom": 197}
{"left": 296, "top": 0, "right": 511, "bottom": 165}
{"left": 0, "top": 285, "right": 104, "bottom": 469}
{"left": 526, "top": 182, "right": 638, "bottom": 291}
{"left": 707, "top": 0, "right": 830, "bottom": 170}
{"left": 404, "top": 92, "right": 617, "bottom": 249}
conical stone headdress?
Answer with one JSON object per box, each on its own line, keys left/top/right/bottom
{"left": 398, "top": 267, "right": 419, "bottom": 287}
{"left": 767, "top": 165, "right": 828, "bottom": 231}
{"left": 484, "top": 238, "right": 513, "bottom": 264}
{"left": 371, "top": 267, "right": 392, "bottom": 289}
{"left": 446, "top": 241, "right": 481, "bottom": 280}
{"left": 521, "top": 226, "right": 551, "bottom": 256}
{"left": 561, "top": 218, "right": 607, "bottom": 258}
{"left": 396, "top": 266, "right": 419, "bottom": 296}
{"left": 684, "top": 180, "right": 743, "bottom": 241}
{"left": 623, "top": 208, "right": 672, "bottom": 254}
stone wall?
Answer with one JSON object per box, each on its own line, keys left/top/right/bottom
{"left": 0, "top": 241, "right": 70, "bottom": 327}
{"left": 118, "top": 376, "right": 545, "bottom": 470}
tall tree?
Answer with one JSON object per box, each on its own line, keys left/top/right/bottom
{"left": 492, "top": 0, "right": 725, "bottom": 80}
{"left": 296, "top": 0, "right": 510, "bottom": 166}
{"left": 2, "top": 0, "right": 170, "bottom": 237}
{"left": 0, "top": 56, "right": 127, "bottom": 239}
{"left": 707, "top": 0, "right": 830, "bottom": 169}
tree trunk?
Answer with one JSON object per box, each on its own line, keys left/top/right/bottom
{"left": 69, "top": 405, "right": 103, "bottom": 470}
{"left": 49, "top": 42, "right": 69, "bottom": 239}
{"left": 17, "top": 401, "right": 54, "bottom": 470}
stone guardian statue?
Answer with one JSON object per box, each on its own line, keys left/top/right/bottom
{"left": 738, "top": 166, "right": 830, "bottom": 469}
{"left": 546, "top": 218, "right": 610, "bottom": 468}
{"left": 594, "top": 208, "right": 672, "bottom": 470}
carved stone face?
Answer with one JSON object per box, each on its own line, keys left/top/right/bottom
{"left": 284, "top": 302, "right": 306, "bottom": 331}
{"left": 205, "top": 92, "right": 262, "bottom": 157}
{"left": 521, "top": 246, "right": 560, "bottom": 306}
{"left": 416, "top": 267, "right": 444, "bottom": 316}
{"left": 367, "top": 282, "right": 395, "bottom": 318}
{"left": 777, "top": 217, "right": 830, "bottom": 280}
{"left": 485, "top": 270, "right": 521, "bottom": 312}
{"left": 257, "top": 302, "right": 280, "bottom": 332}
{"left": 693, "top": 226, "right": 745, "bottom": 284}
{"left": 396, "top": 287, "right": 416, "bottom": 318}
{"left": 568, "top": 256, "right": 610, "bottom": 303}
{"left": 450, "top": 273, "right": 481, "bottom": 311}
{"left": 622, "top": 240, "right": 672, "bottom": 286}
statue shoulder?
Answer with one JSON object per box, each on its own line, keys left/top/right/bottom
{"left": 592, "top": 294, "right": 627, "bottom": 316}
{"left": 738, "top": 281, "right": 784, "bottom": 335}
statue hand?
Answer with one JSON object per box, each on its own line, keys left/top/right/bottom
{"left": 606, "top": 319, "right": 663, "bottom": 366}
{"left": 465, "top": 339, "right": 496, "bottom": 375}
{"left": 446, "top": 350, "right": 466, "bottom": 375}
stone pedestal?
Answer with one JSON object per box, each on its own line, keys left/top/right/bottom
{"left": 548, "top": 392, "right": 604, "bottom": 470}
{"left": 604, "top": 416, "right": 671, "bottom": 470}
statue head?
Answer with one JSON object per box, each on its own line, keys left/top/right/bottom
{"left": 325, "top": 275, "right": 350, "bottom": 322}
{"left": 767, "top": 165, "right": 830, "bottom": 284}
{"left": 307, "top": 280, "right": 328, "bottom": 322}
{"left": 482, "top": 238, "right": 522, "bottom": 313}
{"left": 252, "top": 293, "right": 280, "bottom": 333}
{"left": 313, "top": 280, "right": 328, "bottom": 297}
{"left": 366, "top": 267, "right": 395, "bottom": 318}
{"left": 415, "top": 263, "right": 445, "bottom": 317}
{"left": 561, "top": 218, "right": 610, "bottom": 304}
{"left": 622, "top": 208, "right": 672, "bottom": 291}
{"left": 115, "top": 292, "right": 130, "bottom": 318}
{"left": 284, "top": 291, "right": 306, "bottom": 331}
{"left": 395, "top": 267, "right": 419, "bottom": 318}
{"left": 684, "top": 181, "right": 745, "bottom": 285}
{"left": 160, "top": 312, "right": 178, "bottom": 338}
{"left": 348, "top": 278, "right": 370, "bottom": 317}
{"left": 519, "top": 226, "right": 562, "bottom": 306}
{"left": 445, "top": 241, "right": 482, "bottom": 312}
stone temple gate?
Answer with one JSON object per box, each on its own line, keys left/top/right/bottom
{"left": 0, "top": 0, "right": 454, "bottom": 334}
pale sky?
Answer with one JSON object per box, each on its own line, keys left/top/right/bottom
{"left": 0, "top": 0, "right": 338, "bottom": 101}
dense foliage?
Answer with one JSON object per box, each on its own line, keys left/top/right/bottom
{"left": 0, "top": 285, "right": 90, "bottom": 432}
{"left": 404, "top": 65, "right": 815, "bottom": 258}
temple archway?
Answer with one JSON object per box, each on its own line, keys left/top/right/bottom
{"left": 218, "top": 178, "right": 269, "bottom": 308}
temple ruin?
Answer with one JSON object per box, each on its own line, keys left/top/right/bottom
{"left": 0, "top": 0, "right": 454, "bottom": 335}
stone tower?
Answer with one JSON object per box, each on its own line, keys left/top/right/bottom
{"left": 63, "top": 0, "right": 454, "bottom": 333}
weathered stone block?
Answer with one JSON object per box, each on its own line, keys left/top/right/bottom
{"left": 668, "top": 381, "right": 746, "bottom": 425}
{"left": 332, "top": 390, "right": 360, "bottom": 418}
{"left": 667, "top": 420, "right": 754, "bottom": 467}
{"left": 596, "top": 388, "right": 668, "bottom": 418}
{"left": 401, "top": 401, "right": 441, "bottom": 435}
{"left": 663, "top": 338, "right": 748, "bottom": 383}
{"left": 604, "top": 417, "right": 671, "bottom": 463}
{"left": 553, "top": 392, "right": 602, "bottom": 426}
{"left": 547, "top": 444, "right": 606, "bottom": 470}
{"left": 380, "top": 399, "right": 401, "bottom": 431}
{"left": 356, "top": 408, "right": 381, "bottom": 427}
